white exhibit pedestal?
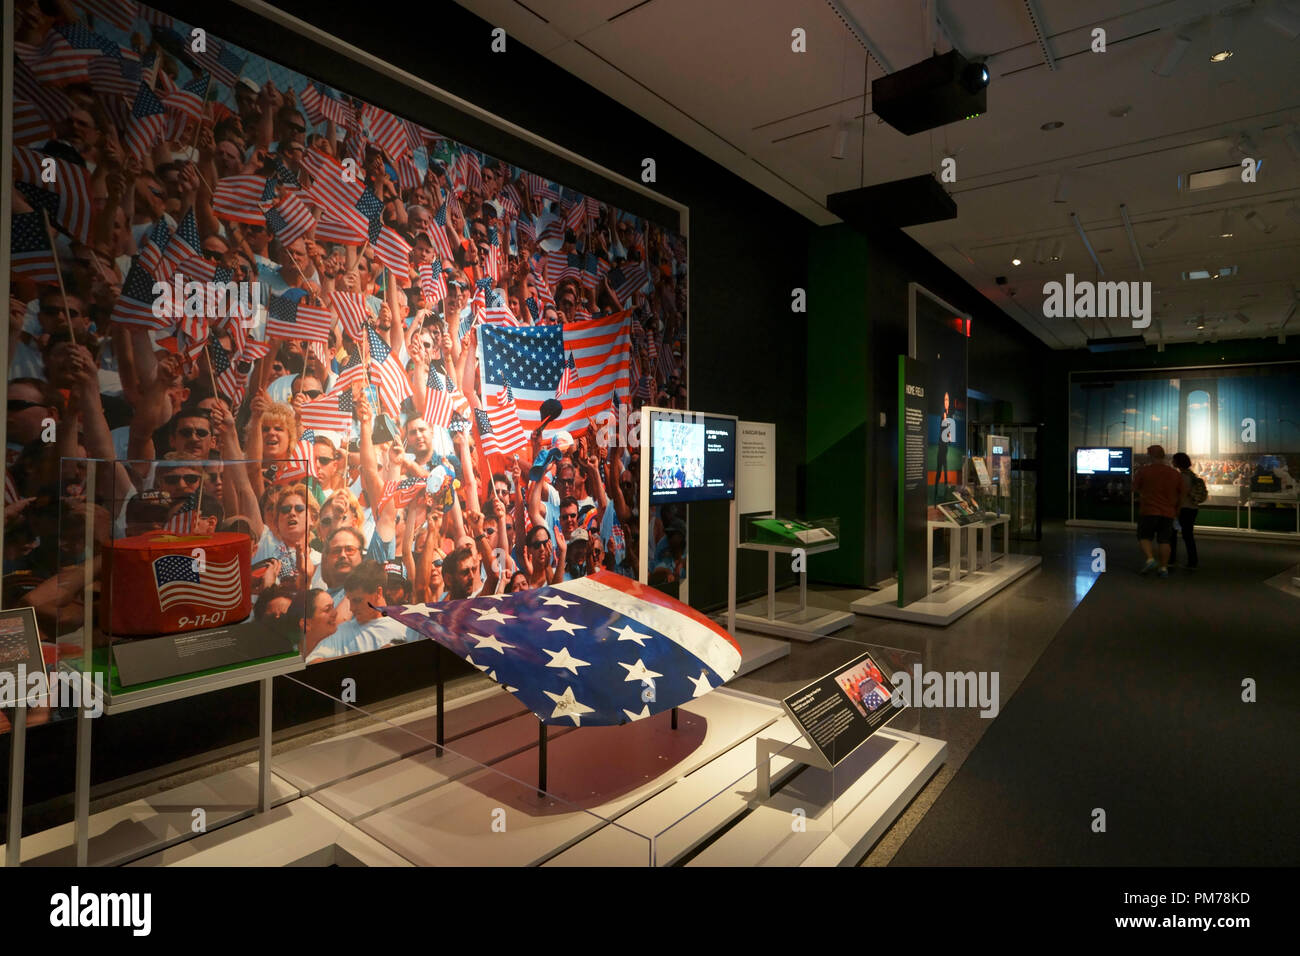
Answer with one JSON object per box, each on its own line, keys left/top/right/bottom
{"left": 852, "top": 552, "right": 1042, "bottom": 626}
{"left": 735, "top": 536, "right": 853, "bottom": 641}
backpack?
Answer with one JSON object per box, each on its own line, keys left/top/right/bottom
{"left": 1189, "top": 472, "right": 1208, "bottom": 505}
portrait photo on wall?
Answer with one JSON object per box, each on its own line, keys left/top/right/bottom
{"left": 4, "top": 0, "right": 688, "bottom": 698}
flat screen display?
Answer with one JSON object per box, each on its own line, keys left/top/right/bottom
{"left": 1076, "top": 447, "right": 1132, "bottom": 475}
{"left": 648, "top": 411, "right": 736, "bottom": 503}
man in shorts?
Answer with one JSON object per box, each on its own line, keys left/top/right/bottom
{"left": 1133, "top": 444, "right": 1184, "bottom": 577}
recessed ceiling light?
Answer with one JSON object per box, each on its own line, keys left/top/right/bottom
{"left": 1041, "top": 121, "right": 1064, "bottom": 131}
{"left": 1210, "top": 49, "right": 1234, "bottom": 62}
{"left": 1011, "top": 257, "right": 1022, "bottom": 266}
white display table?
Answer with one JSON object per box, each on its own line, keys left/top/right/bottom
{"left": 735, "top": 537, "right": 854, "bottom": 641}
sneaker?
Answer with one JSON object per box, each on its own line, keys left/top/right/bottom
{"left": 1158, "top": 566, "right": 1169, "bottom": 577}
{"left": 1140, "top": 559, "right": 1157, "bottom": 575}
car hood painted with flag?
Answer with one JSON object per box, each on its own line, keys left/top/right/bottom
{"left": 378, "top": 571, "right": 741, "bottom": 726}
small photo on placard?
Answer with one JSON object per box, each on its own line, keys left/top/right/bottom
{"left": 834, "top": 656, "right": 892, "bottom": 718}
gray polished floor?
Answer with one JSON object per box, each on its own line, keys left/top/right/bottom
{"left": 727, "top": 521, "right": 1300, "bottom": 865}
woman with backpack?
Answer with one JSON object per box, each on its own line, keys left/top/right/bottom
{"left": 1170, "top": 452, "right": 1206, "bottom": 569}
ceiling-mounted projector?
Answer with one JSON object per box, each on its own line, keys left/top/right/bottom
{"left": 872, "top": 50, "right": 989, "bottom": 135}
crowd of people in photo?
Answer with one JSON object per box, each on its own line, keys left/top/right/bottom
{"left": 5, "top": 0, "right": 691, "bottom": 672}
{"left": 651, "top": 456, "right": 702, "bottom": 491}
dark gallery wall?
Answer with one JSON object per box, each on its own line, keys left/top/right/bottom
{"left": 807, "top": 221, "right": 1050, "bottom": 587}
{"left": 1041, "top": 337, "right": 1300, "bottom": 521}
{"left": 2, "top": 0, "right": 813, "bottom": 822}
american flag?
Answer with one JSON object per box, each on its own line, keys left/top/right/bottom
{"left": 137, "top": 217, "right": 175, "bottom": 279}
{"left": 380, "top": 475, "right": 425, "bottom": 510}
{"left": 12, "top": 146, "right": 93, "bottom": 244}
{"left": 356, "top": 186, "right": 384, "bottom": 243}
{"left": 395, "top": 155, "right": 421, "bottom": 191}
{"left": 469, "top": 276, "right": 493, "bottom": 326}
{"left": 14, "top": 59, "right": 75, "bottom": 129}
{"left": 13, "top": 100, "right": 54, "bottom": 146}
{"left": 363, "top": 103, "right": 410, "bottom": 160}
{"left": 300, "top": 81, "right": 354, "bottom": 128}
{"left": 428, "top": 202, "right": 456, "bottom": 262}
{"left": 499, "top": 181, "right": 521, "bottom": 217}
{"left": 271, "top": 438, "right": 320, "bottom": 485}
{"left": 212, "top": 174, "right": 269, "bottom": 224}
{"left": 299, "top": 385, "right": 355, "bottom": 432}
{"left": 479, "top": 318, "right": 626, "bottom": 436}
{"left": 418, "top": 258, "right": 446, "bottom": 305}
{"left": 171, "top": 208, "right": 202, "bottom": 267}
{"left": 29, "top": 23, "right": 116, "bottom": 85}
{"left": 365, "top": 324, "right": 412, "bottom": 417}
{"left": 332, "top": 360, "right": 369, "bottom": 395}
{"left": 301, "top": 150, "right": 369, "bottom": 239}
{"left": 379, "top": 571, "right": 742, "bottom": 725}
{"left": 87, "top": 49, "right": 142, "bottom": 98}
{"left": 9, "top": 211, "right": 60, "bottom": 282}
{"left": 265, "top": 191, "right": 316, "bottom": 246}
{"left": 191, "top": 39, "right": 245, "bottom": 89}
{"left": 514, "top": 216, "right": 536, "bottom": 247}
{"left": 463, "top": 151, "right": 484, "bottom": 193}
{"left": 208, "top": 337, "right": 247, "bottom": 405}
{"left": 636, "top": 375, "right": 654, "bottom": 403}
{"left": 422, "top": 383, "right": 455, "bottom": 429}
{"left": 313, "top": 217, "right": 364, "bottom": 245}
{"left": 78, "top": 0, "right": 140, "bottom": 30}
{"left": 267, "top": 289, "right": 332, "bottom": 342}
{"left": 564, "top": 309, "right": 632, "bottom": 418}
{"left": 111, "top": 259, "right": 171, "bottom": 329}
{"left": 163, "top": 492, "right": 199, "bottom": 534}
{"left": 564, "top": 197, "right": 586, "bottom": 234}
{"left": 330, "top": 291, "right": 373, "bottom": 342}
{"left": 273, "top": 156, "right": 301, "bottom": 189}
{"left": 373, "top": 225, "right": 412, "bottom": 276}
{"left": 557, "top": 352, "right": 579, "bottom": 397}
{"left": 154, "top": 554, "right": 242, "bottom": 612}
{"left": 123, "top": 81, "right": 167, "bottom": 161}
{"left": 522, "top": 171, "right": 557, "bottom": 203}
{"left": 482, "top": 383, "right": 529, "bottom": 457}
{"left": 164, "top": 71, "right": 210, "bottom": 132}
{"left": 609, "top": 262, "right": 650, "bottom": 305}
{"left": 543, "top": 249, "right": 586, "bottom": 287}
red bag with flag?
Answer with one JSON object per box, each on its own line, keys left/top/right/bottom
{"left": 101, "top": 532, "right": 252, "bottom": 636}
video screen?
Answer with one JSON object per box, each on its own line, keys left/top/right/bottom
{"left": 648, "top": 412, "right": 736, "bottom": 503}
{"left": 1076, "top": 447, "right": 1131, "bottom": 475}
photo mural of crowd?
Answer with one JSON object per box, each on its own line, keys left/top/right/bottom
{"left": 5, "top": 0, "right": 689, "bottom": 673}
